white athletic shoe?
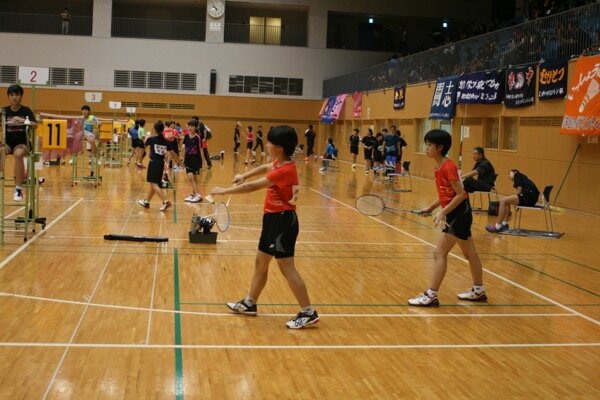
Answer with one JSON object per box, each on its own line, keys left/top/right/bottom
{"left": 13, "top": 188, "right": 23, "bottom": 202}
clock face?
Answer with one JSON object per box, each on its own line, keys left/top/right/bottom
{"left": 208, "top": 0, "right": 225, "bottom": 18}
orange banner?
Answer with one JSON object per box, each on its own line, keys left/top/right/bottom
{"left": 561, "top": 55, "right": 600, "bottom": 136}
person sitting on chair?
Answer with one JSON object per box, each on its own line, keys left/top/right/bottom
{"left": 485, "top": 169, "right": 540, "bottom": 233}
{"left": 319, "top": 138, "right": 337, "bottom": 172}
{"left": 461, "top": 146, "right": 496, "bottom": 193}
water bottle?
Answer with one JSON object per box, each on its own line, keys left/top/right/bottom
{"left": 24, "top": 116, "right": 30, "bottom": 125}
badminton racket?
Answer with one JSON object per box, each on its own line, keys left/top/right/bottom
{"left": 355, "top": 194, "right": 425, "bottom": 216}
{"left": 204, "top": 186, "right": 234, "bottom": 232}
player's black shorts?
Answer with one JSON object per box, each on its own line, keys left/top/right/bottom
{"left": 5, "top": 133, "right": 29, "bottom": 153}
{"left": 147, "top": 159, "right": 164, "bottom": 184}
{"left": 363, "top": 149, "right": 373, "bottom": 160}
{"left": 373, "top": 151, "right": 383, "bottom": 163}
{"left": 350, "top": 146, "right": 359, "bottom": 155}
{"left": 131, "top": 138, "right": 143, "bottom": 148}
{"left": 258, "top": 210, "right": 299, "bottom": 259}
{"left": 246, "top": 141, "right": 253, "bottom": 149}
{"left": 518, "top": 192, "right": 539, "bottom": 207}
{"left": 166, "top": 140, "right": 176, "bottom": 152}
{"left": 184, "top": 155, "right": 201, "bottom": 175}
{"left": 443, "top": 199, "right": 472, "bottom": 240}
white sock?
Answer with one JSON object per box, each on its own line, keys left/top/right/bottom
{"left": 495, "top": 223, "right": 502, "bottom": 229}
{"left": 243, "top": 296, "right": 255, "bottom": 306}
{"left": 301, "top": 305, "right": 315, "bottom": 315}
{"left": 473, "top": 285, "right": 484, "bottom": 293}
{"left": 426, "top": 288, "right": 438, "bottom": 298}
{"left": 501, "top": 221, "right": 508, "bottom": 226}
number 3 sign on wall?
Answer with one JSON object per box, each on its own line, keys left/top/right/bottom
{"left": 18, "top": 67, "right": 50, "bottom": 85}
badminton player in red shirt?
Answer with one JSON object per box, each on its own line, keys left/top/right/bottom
{"left": 408, "top": 129, "right": 487, "bottom": 306}
{"left": 210, "top": 125, "right": 319, "bottom": 329}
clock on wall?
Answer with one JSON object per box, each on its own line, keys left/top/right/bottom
{"left": 207, "top": 0, "right": 225, "bottom": 18}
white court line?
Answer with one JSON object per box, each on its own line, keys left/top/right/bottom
{"left": 0, "top": 341, "right": 597, "bottom": 350}
{"left": 309, "top": 187, "right": 600, "bottom": 327}
{"left": 41, "top": 200, "right": 138, "bottom": 400}
{"left": 0, "top": 292, "right": 577, "bottom": 319}
{"left": 145, "top": 224, "right": 162, "bottom": 344}
{"left": 0, "top": 198, "right": 84, "bottom": 271}
{"left": 4, "top": 207, "right": 25, "bottom": 219}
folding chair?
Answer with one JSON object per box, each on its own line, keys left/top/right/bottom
{"left": 472, "top": 173, "right": 499, "bottom": 213}
{"left": 514, "top": 185, "right": 555, "bottom": 234}
{"left": 386, "top": 161, "right": 412, "bottom": 192}
{"left": 321, "top": 156, "right": 340, "bottom": 172}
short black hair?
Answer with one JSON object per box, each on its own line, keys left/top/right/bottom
{"left": 154, "top": 120, "right": 164, "bottom": 134}
{"left": 474, "top": 146, "right": 485, "bottom": 157}
{"left": 424, "top": 129, "right": 452, "bottom": 156}
{"left": 353, "top": 128, "right": 359, "bottom": 133}
{"left": 139, "top": 118, "right": 146, "bottom": 127}
{"left": 81, "top": 105, "right": 91, "bottom": 111}
{"left": 7, "top": 84, "right": 24, "bottom": 96}
{"left": 187, "top": 119, "right": 198, "bottom": 128}
{"left": 267, "top": 125, "right": 298, "bottom": 157}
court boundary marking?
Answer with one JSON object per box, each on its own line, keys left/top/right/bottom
{"left": 41, "top": 198, "right": 139, "bottom": 400}
{"left": 0, "top": 198, "right": 84, "bottom": 271}
{"left": 0, "top": 291, "right": 582, "bottom": 319}
{"left": 308, "top": 187, "right": 600, "bottom": 327}
{"left": 0, "top": 341, "right": 598, "bottom": 350}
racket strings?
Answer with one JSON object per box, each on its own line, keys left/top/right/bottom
{"left": 214, "top": 202, "right": 231, "bottom": 232}
{"left": 355, "top": 195, "right": 386, "bottom": 216}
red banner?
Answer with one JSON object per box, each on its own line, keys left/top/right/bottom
{"left": 561, "top": 55, "right": 600, "bottom": 136}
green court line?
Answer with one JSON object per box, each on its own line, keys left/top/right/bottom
{"left": 173, "top": 248, "right": 184, "bottom": 400}
{"left": 549, "top": 253, "right": 600, "bottom": 273}
{"left": 496, "top": 254, "right": 600, "bottom": 298}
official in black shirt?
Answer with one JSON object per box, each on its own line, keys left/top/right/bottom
{"left": 462, "top": 146, "right": 496, "bottom": 192}
{"left": 485, "top": 169, "right": 540, "bottom": 233}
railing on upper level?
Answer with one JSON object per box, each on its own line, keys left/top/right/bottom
{"left": 112, "top": 17, "right": 206, "bottom": 41}
{"left": 0, "top": 12, "right": 92, "bottom": 36}
{"left": 0, "top": 12, "right": 308, "bottom": 47}
{"left": 323, "top": 2, "right": 600, "bottom": 97}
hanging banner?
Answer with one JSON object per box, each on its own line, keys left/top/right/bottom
{"left": 457, "top": 70, "right": 505, "bottom": 104}
{"left": 320, "top": 94, "right": 347, "bottom": 123}
{"left": 393, "top": 85, "right": 406, "bottom": 109}
{"left": 538, "top": 59, "right": 568, "bottom": 100}
{"left": 352, "top": 92, "right": 362, "bottom": 118}
{"left": 429, "top": 76, "right": 458, "bottom": 120}
{"left": 319, "top": 96, "right": 334, "bottom": 117}
{"left": 561, "top": 54, "right": 600, "bottom": 136}
{"left": 505, "top": 64, "right": 536, "bottom": 108}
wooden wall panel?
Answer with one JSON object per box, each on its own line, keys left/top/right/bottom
{"left": 21, "top": 59, "right": 599, "bottom": 214}
{"left": 27, "top": 88, "right": 322, "bottom": 154}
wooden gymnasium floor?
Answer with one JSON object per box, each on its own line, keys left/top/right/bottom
{"left": 0, "top": 154, "right": 599, "bottom": 399}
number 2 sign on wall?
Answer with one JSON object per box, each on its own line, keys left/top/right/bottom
{"left": 18, "top": 67, "right": 50, "bottom": 85}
